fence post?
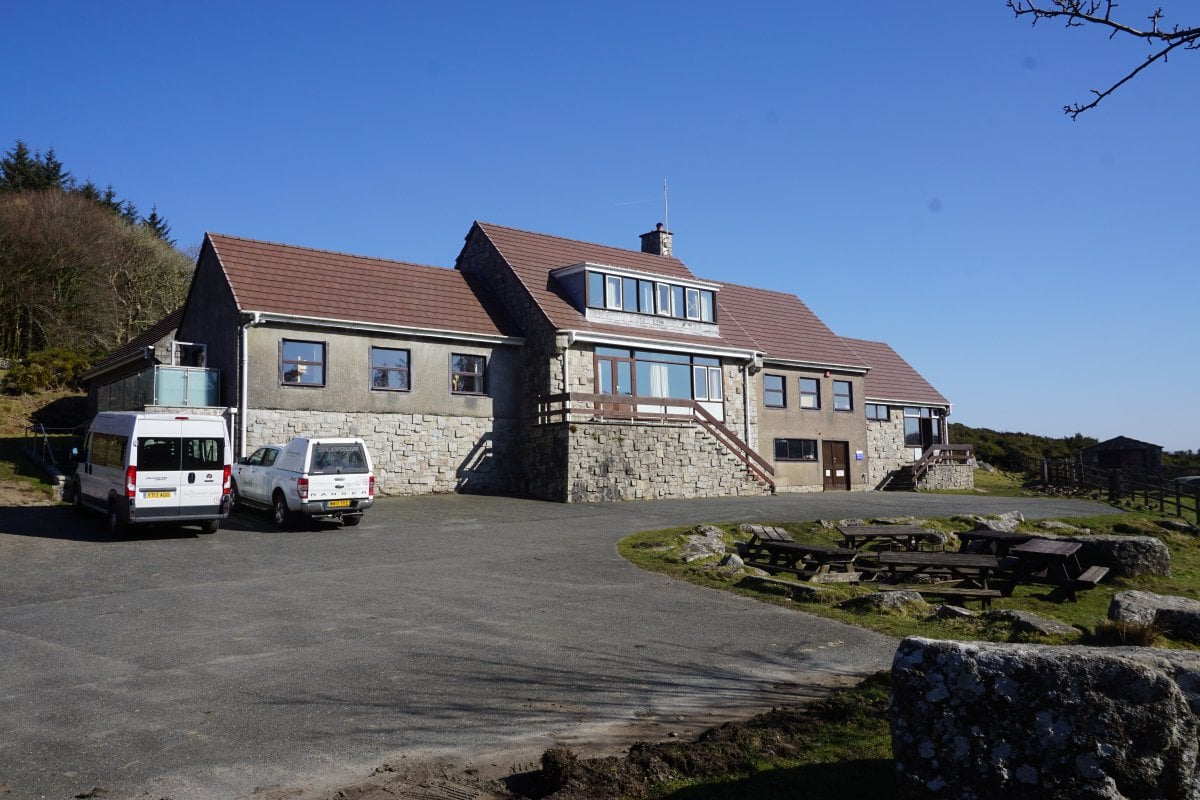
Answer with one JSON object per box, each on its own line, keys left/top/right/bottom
{"left": 1108, "top": 470, "right": 1120, "bottom": 503}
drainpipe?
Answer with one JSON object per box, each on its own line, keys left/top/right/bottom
{"left": 562, "top": 331, "right": 577, "bottom": 392}
{"left": 239, "top": 312, "right": 261, "bottom": 458}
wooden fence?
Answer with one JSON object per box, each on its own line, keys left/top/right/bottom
{"left": 1042, "top": 459, "right": 1199, "bottom": 523}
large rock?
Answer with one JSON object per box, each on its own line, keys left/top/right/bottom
{"left": 981, "top": 610, "right": 1079, "bottom": 639}
{"left": 1061, "top": 534, "right": 1172, "bottom": 577}
{"left": 891, "top": 638, "right": 1200, "bottom": 799}
{"left": 959, "top": 511, "right": 1024, "bottom": 532}
{"left": 839, "top": 590, "right": 926, "bottom": 613}
{"left": 678, "top": 525, "right": 726, "bottom": 562}
{"left": 1110, "top": 590, "right": 1200, "bottom": 643}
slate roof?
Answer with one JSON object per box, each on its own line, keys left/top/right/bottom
{"left": 206, "top": 233, "right": 521, "bottom": 339}
{"left": 842, "top": 337, "right": 949, "bottom": 407}
{"left": 85, "top": 306, "right": 184, "bottom": 377}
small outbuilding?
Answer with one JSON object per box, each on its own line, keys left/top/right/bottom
{"left": 1080, "top": 436, "right": 1163, "bottom": 474}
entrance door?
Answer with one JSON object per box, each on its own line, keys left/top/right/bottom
{"left": 595, "top": 352, "right": 633, "bottom": 415}
{"left": 822, "top": 440, "right": 851, "bottom": 491}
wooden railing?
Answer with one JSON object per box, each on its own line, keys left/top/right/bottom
{"left": 536, "top": 393, "right": 775, "bottom": 488}
{"left": 911, "top": 443, "right": 975, "bottom": 485}
{"left": 1043, "top": 460, "right": 1199, "bottom": 523}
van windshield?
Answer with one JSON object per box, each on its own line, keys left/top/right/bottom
{"left": 309, "top": 443, "right": 369, "bottom": 474}
{"left": 137, "top": 437, "right": 225, "bottom": 471}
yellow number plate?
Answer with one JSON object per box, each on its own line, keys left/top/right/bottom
{"left": 327, "top": 499, "right": 351, "bottom": 508}
{"left": 144, "top": 491, "right": 173, "bottom": 499}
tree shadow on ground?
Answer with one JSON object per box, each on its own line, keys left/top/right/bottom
{"left": 661, "top": 759, "right": 896, "bottom": 800}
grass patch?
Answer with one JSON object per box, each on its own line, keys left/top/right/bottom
{"left": 618, "top": 513, "right": 1200, "bottom": 649}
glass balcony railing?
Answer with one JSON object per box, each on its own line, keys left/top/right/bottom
{"left": 97, "top": 366, "right": 219, "bottom": 411}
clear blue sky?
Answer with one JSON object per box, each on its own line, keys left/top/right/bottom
{"left": 6, "top": 2, "right": 1197, "bottom": 451}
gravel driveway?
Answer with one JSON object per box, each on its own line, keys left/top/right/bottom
{"left": 0, "top": 491, "right": 1113, "bottom": 799}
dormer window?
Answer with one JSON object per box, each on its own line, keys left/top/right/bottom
{"left": 577, "top": 264, "right": 717, "bottom": 324}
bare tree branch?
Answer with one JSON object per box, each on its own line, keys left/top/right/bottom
{"left": 1007, "top": 1, "right": 1200, "bottom": 117}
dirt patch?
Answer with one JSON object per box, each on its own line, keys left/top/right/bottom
{"left": 0, "top": 478, "right": 57, "bottom": 507}
{"left": 277, "top": 673, "right": 891, "bottom": 800}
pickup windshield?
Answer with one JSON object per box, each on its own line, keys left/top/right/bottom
{"left": 308, "top": 442, "right": 369, "bottom": 474}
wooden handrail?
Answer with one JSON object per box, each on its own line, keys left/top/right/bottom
{"left": 536, "top": 392, "right": 774, "bottom": 487}
{"left": 911, "top": 443, "right": 975, "bottom": 484}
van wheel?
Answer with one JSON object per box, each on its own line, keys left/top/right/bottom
{"left": 272, "top": 493, "right": 297, "bottom": 530}
{"left": 343, "top": 514, "right": 362, "bottom": 527}
{"left": 201, "top": 518, "right": 220, "bottom": 534}
{"left": 107, "top": 502, "right": 127, "bottom": 538}
{"left": 72, "top": 479, "right": 86, "bottom": 515}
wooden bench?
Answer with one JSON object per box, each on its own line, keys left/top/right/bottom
{"left": 1070, "top": 565, "right": 1110, "bottom": 591}
{"left": 739, "top": 525, "right": 797, "bottom": 560}
{"left": 913, "top": 586, "right": 1003, "bottom": 609}
{"left": 746, "top": 540, "right": 860, "bottom": 583}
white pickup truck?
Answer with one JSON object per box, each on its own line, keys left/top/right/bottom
{"left": 231, "top": 437, "right": 375, "bottom": 528}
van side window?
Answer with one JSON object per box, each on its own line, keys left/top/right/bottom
{"left": 90, "top": 433, "right": 129, "bottom": 467}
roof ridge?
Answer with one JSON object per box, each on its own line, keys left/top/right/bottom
{"left": 205, "top": 232, "right": 451, "bottom": 272}
{"left": 475, "top": 220, "right": 688, "bottom": 265}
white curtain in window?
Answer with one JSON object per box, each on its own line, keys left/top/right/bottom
{"left": 648, "top": 363, "right": 669, "bottom": 397}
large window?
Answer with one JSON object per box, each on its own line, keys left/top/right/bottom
{"left": 799, "top": 377, "right": 820, "bottom": 409}
{"left": 774, "top": 438, "right": 817, "bottom": 461}
{"left": 904, "top": 407, "right": 943, "bottom": 448}
{"left": 866, "top": 403, "right": 889, "bottom": 421}
{"left": 450, "top": 354, "right": 486, "bottom": 394}
{"left": 370, "top": 347, "right": 410, "bottom": 391}
{"left": 763, "top": 374, "right": 786, "bottom": 408}
{"left": 595, "top": 347, "right": 723, "bottom": 402}
{"left": 584, "top": 269, "right": 716, "bottom": 323}
{"left": 833, "top": 380, "right": 853, "bottom": 411}
{"left": 281, "top": 339, "right": 326, "bottom": 386}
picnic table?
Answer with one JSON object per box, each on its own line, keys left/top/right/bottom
{"left": 870, "top": 550, "right": 1005, "bottom": 589}
{"left": 1007, "top": 538, "right": 1107, "bottom": 600}
{"left": 749, "top": 540, "right": 860, "bottom": 582}
{"left": 838, "top": 525, "right": 942, "bottom": 552}
{"left": 957, "top": 529, "right": 1036, "bottom": 556}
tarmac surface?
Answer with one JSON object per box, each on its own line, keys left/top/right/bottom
{"left": 0, "top": 491, "right": 1114, "bottom": 799}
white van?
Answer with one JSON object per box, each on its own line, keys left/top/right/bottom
{"left": 72, "top": 412, "right": 232, "bottom": 536}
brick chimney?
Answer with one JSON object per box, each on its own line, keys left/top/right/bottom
{"left": 639, "top": 223, "right": 673, "bottom": 257}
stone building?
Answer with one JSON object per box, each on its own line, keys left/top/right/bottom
{"left": 83, "top": 221, "right": 967, "bottom": 500}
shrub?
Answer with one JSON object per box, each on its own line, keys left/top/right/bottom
{"left": 2, "top": 348, "right": 92, "bottom": 393}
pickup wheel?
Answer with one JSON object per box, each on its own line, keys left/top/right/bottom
{"left": 229, "top": 480, "right": 242, "bottom": 510}
{"left": 342, "top": 513, "right": 362, "bottom": 527}
{"left": 272, "top": 492, "right": 298, "bottom": 530}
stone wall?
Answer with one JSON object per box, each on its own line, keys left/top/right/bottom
{"left": 244, "top": 409, "right": 520, "bottom": 496}
{"left": 917, "top": 463, "right": 974, "bottom": 491}
{"left": 535, "top": 420, "right": 769, "bottom": 503}
{"left": 866, "top": 415, "right": 909, "bottom": 486}
{"left": 892, "top": 638, "right": 1200, "bottom": 800}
